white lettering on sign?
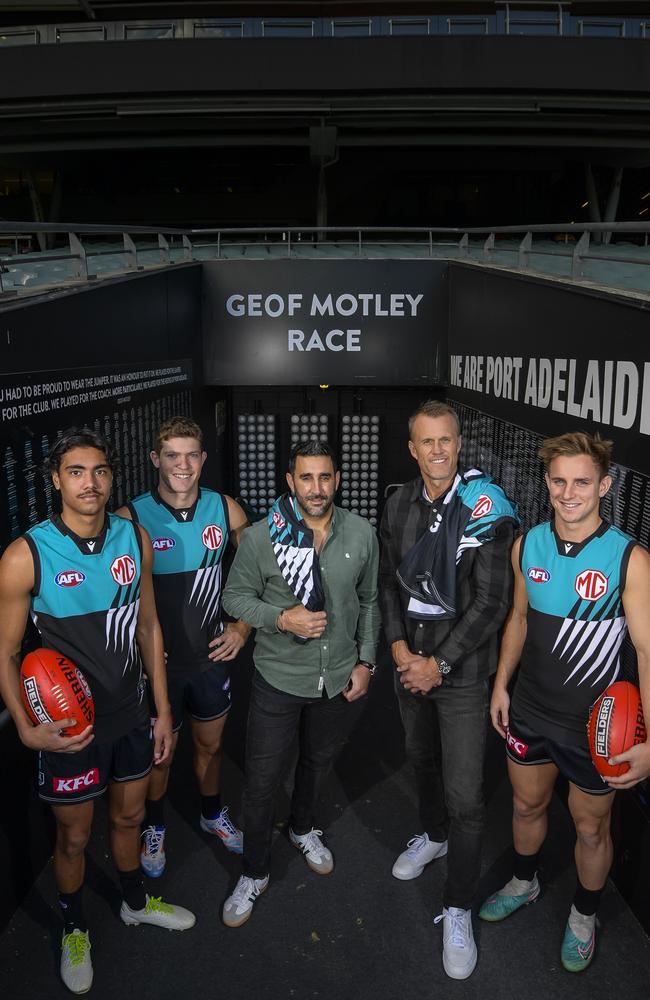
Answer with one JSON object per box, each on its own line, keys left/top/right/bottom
{"left": 288, "top": 330, "right": 361, "bottom": 353}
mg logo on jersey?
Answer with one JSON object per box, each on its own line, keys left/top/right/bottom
{"left": 471, "top": 495, "right": 493, "bottom": 519}
{"left": 110, "top": 554, "right": 136, "bottom": 586}
{"left": 506, "top": 730, "right": 528, "bottom": 758}
{"left": 152, "top": 537, "right": 176, "bottom": 551}
{"left": 54, "top": 767, "right": 100, "bottom": 794}
{"left": 575, "top": 569, "right": 608, "bottom": 601}
{"left": 55, "top": 570, "right": 86, "bottom": 588}
{"left": 202, "top": 524, "right": 223, "bottom": 550}
{"left": 527, "top": 567, "right": 551, "bottom": 584}
{"left": 272, "top": 511, "right": 286, "bottom": 530}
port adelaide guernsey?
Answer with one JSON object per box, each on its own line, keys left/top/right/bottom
{"left": 127, "top": 488, "right": 229, "bottom": 674}
{"left": 25, "top": 513, "right": 146, "bottom": 742}
{"left": 512, "top": 520, "right": 636, "bottom": 748}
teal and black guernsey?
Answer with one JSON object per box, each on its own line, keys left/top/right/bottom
{"left": 513, "top": 520, "right": 636, "bottom": 748}
{"left": 128, "top": 488, "right": 229, "bottom": 674}
{"left": 25, "top": 513, "right": 146, "bottom": 742}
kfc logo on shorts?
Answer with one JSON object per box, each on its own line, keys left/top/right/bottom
{"left": 110, "top": 554, "right": 136, "bottom": 586}
{"left": 54, "top": 767, "right": 100, "bottom": 794}
{"left": 152, "top": 537, "right": 175, "bottom": 551}
{"left": 272, "top": 511, "right": 286, "bottom": 530}
{"left": 55, "top": 570, "right": 86, "bottom": 588}
{"left": 506, "top": 730, "right": 528, "bottom": 759}
{"left": 575, "top": 569, "right": 608, "bottom": 602}
{"left": 471, "top": 495, "right": 493, "bottom": 519}
{"left": 202, "top": 524, "right": 223, "bottom": 550}
{"left": 527, "top": 567, "right": 551, "bottom": 584}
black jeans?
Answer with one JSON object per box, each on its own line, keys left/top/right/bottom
{"left": 394, "top": 672, "right": 489, "bottom": 909}
{"left": 242, "top": 671, "right": 350, "bottom": 879}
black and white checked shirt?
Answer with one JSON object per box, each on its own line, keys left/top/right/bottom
{"left": 379, "top": 475, "right": 516, "bottom": 687}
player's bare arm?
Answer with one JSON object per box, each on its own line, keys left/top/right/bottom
{"left": 225, "top": 495, "right": 250, "bottom": 548}
{"left": 208, "top": 496, "right": 253, "bottom": 661}
{"left": 490, "top": 538, "right": 528, "bottom": 738}
{"left": 134, "top": 524, "right": 172, "bottom": 764}
{"left": 606, "top": 543, "right": 650, "bottom": 789}
{"left": 0, "top": 538, "right": 93, "bottom": 753}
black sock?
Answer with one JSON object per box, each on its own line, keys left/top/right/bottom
{"left": 201, "top": 793, "right": 221, "bottom": 820}
{"left": 58, "top": 887, "right": 87, "bottom": 934}
{"left": 145, "top": 797, "right": 165, "bottom": 828}
{"left": 119, "top": 868, "right": 147, "bottom": 911}
{"left": 513, "top": 849, "right": 539, "bottom": 882}
{"left": 573, "top": 879, "right": 603, "bottom": 917}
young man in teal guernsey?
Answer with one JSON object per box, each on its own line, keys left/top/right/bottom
{"left": 480, "top": 432, "right": 650, "bottom": 973}
{"left": 117, "top": 416, "right": 250, "bottom": 877}
{"left": 0, "top": 428, "right": 195, "bottom": 997}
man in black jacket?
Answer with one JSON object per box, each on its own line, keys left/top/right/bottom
{"left": 379, "top": 400, "right": 517, "bottom": 981}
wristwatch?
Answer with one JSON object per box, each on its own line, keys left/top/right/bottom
{"left": 358, "top": 660, "right": 377, "bottom": 676}
{"left": 437, "top": 657, "right": 453, "bottom": 676}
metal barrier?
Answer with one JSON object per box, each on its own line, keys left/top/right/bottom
{"left": 0, "top": 5, "right": 648, "bottom": 47}
{"left": 1, "top": 222, "right": 650, "bottom": 298}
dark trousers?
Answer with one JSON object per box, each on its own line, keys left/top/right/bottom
{"left": 243, "top": 671, "right": 350, "bottom": 879}
{"left": 394, "top": 672, "right": 489, "bottom": 909}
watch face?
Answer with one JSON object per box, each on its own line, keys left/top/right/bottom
{"left": 438, "top": 660, "right": 452, "bottom": 675}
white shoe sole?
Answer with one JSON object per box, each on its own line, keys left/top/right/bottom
{"left": 392, "top": 842, "right": 448, "bottom": 881}
{"left": 222, "top": 882, "right": 269, "bottom": 928}
{"left": 442, "top": 943, "right": 478, "bottom": 980}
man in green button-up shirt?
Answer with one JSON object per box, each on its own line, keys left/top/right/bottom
{"left": 221, "top": 440, "right": 380, "bottom": 927}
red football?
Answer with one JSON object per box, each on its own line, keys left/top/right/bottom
{"left": 588, "top": 681, "right": 646, "bottom": 778}
{"left": 20, "top": 648, "right": 94, "bottom": 737}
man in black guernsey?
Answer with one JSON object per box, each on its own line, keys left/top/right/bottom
{"left": 117, "top": 416, "right": 250, "bottom": 877}
{"left": 480, "top": 432, "right": 650, "bottom": 972}
{"left": 0, "top": 428, "right": 195, "bottom": 997}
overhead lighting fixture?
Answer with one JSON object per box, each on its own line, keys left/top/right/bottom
{"left": 580, "top": 201, "right": 588, "bottom": 209}
{"left": 642, "top": 192, "right": 650, "bottom": 200}
{"left": 639, "top": 208, "right": 649, "bottom": 216}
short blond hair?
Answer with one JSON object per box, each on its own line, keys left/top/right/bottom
{"left": 155, "top": 416, "right": 203, "bottom": 454}
{"left": 408, "top": 400, "right": 460, "bottom": 439}
{"left": 538, "top": 432, "right": 612, "bottom": 479}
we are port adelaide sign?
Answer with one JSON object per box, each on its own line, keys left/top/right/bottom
{"left": 202, "top": 259, "right": 447, "bottom": 386}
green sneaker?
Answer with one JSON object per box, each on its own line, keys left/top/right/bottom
{"left": 60, "top": 928, "right": 93, "bottom": 995}
{"left": 120, "top": 894, "right": 196, "bottom": 931}
{"left": 478, "top": 875, "right": 540, "bottom": 922}
{"left": 561, "top": 910, "right": 596, "bottom": 972}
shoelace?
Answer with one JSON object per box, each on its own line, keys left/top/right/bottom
{"left": 405, "top": 834, "right": 428, "bottom": 856}
{"left": 434, "top": 909, "right": 470, "bottom": 949}
{"left": 232, "top": 877, "right": 263, "bottom": 905}
{"left": 216, "top": 806, "right": 238, "bottom": 836}
{"left": 300, "top": 829, "right": 327, "bottom": 858}
{"left": 143, "top": 826, "right": 164, "bottom": 855}
{"left": 145, "top": 896, "right": 173, "bottom": 914}
{"left": 62, "top": 931, "right": 89, "bottom": 967}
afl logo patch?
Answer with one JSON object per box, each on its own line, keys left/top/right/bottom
{"left": 110, "top": 554, "right": 136, "bottom": 586}
{"left": 471, "top": 495, "right": 493, "bottom": 519}
{"left": 202, "top": 524, "right": 223, "bottom": 550}
{"left": 55, "top": 570, "right": 86, "bottom": 588}
{"left": 272, "top": 511, "right": 286, "bottom": 530}
{"left": 575, "top": 569, "right": 608, "bottom": 602}
{"left": 527, "top": 567, "right": 551, "bottom": 584}
{"left": 152, "top": 537, "right": 175, "bottom": 551}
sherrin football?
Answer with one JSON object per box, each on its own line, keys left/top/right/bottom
{"left": 588, "top": 680, "right": 646, "bottom": 778}
{"left": 20, "top": 648, "right": 94, "bottom": 737}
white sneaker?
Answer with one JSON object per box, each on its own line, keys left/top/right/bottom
{"left": 392, "top": 833, "right": 448, "bottom": 880}
{"left": 289, "top": 828, "right": 334, "bottom": 875}
{"left": 434, "top": 906, "right": 478, "bottom": 980}
{"left": 200, "top": 806, "right": 243, "bottom": 854}
{"left": 222, "top": 874, "right": 269, "bottom": 928}
{"left": 120, "top": 895, "right": 196, "bottom": 931}
{"left": 60, "top": 929, "right": 93, "bottom": 995}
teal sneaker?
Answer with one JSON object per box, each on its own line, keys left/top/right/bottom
{"left": 561, "top": 908, "right": 596, "bottom": 972}
{"left": 478, "top": 875, "right": 540, "bottom": 922}
{"left": 60, "top": 928, "right": 93, "bottom": 994}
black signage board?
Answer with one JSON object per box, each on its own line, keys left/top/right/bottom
{"left": 203, "top": 259, "right": 447, "bottom": 386}
{"left": 447, "top": 265, "right": 650, "bottom": 477}
{"left": 0, "top": 360, "right": 193, "bottom": 545}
